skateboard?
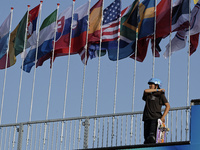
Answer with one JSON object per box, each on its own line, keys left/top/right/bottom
{"left": 156, "top": 119, "right": 169, "bottom": 143}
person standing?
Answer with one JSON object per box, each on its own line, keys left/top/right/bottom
{"left": 142, "top": 78, "right": 170, "bottom": 144}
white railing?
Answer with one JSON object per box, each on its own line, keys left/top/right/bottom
{"left": 0, "top": 106, "right": 190, "bottom": 150}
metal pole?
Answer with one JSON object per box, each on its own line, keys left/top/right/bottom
{"left": 17, "top": 124, "right": 24, "bottom": 150}
{"left": 83, "top": 118, "right": 90, "bottom": 149}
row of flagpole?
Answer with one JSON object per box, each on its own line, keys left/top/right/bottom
{"left": 0, "top": 0, "right": 194, "bottom": 148}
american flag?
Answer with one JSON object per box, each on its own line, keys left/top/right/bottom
{"left": 101, "top": 0, "right": 121, "bottom": 42}
{"left": 80, "top": 0, "right": 121, "bottom": 63}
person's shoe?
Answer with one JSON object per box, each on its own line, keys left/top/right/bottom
{"left": 147, "top": 135, "right": 156, "bottom": 143}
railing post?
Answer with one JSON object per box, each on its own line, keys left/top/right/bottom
{"left": 83, "top": 118, "right": 90, "bottom": 149}
{"left": 17, "top": 123, "right": 24, "bottom": 150}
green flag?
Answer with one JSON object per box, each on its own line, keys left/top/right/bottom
{"left": 120, "top": 0, "right": 138, "bottom": 41}
{"left": 14, "top": 12, "right": 28, "bottom": 56}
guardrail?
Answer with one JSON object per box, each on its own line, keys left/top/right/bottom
{"left": 0, "top": 106, "right": 190, "bottom": 150}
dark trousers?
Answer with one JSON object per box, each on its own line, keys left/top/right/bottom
{"left": 144, "top": 119, "right": 158, "bottom": 144}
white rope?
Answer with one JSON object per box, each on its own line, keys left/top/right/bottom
{"left": 26, "top": 3, "right": 43, "bottom": 150}
{"left": 43, "top": 4, "right": 60, "bottom": 149}
{"left": 60, "top": 0, "right": 75, "bottom": 147}
{"left": 0, "top": 8, "right": 13, "bottom": 124}
{"left": 93, "top": 0, "right": 104, "bottom": 147}
{"left": 77, "top": 0, "right": 91, "bottom": 149}
{"left": 152, "top": 0, "right": 157, "bottom": 78}
{"left": 15, "top": 6, "right": 30, "bottom": 124}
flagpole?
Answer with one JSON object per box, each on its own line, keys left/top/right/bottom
{"left": 186, "top": 0, "right": 191, "bottom": 141}
{"left": 166, "top": 0, "right": 173, "bottom": 142}
{"left": 130, "top": 0, "right": 139, "bottom": 145}
{"left": 12, "top": 5, "right": 30, "bottom": 150}
{"left": 0, "top": 9, "right": 13, "bottom": 150}
{"left": 78, "top": 0, "right": 91, "bottom": 149}
{"left": 16, "top": 5, "right": 30, "bottom": 124}
{"left": 43, "top": 4, "right": 60, "bottom": 150}
{"left": 60, "top": 0, "right": 75, "bottom": 149}
{"left": 0, "top": 8, "right": 13, "bottom": 125}
{"left": 26, "top": 2, "right": 43, "bottom": 150}
{"left": 93, "top": 0, "right": 104, "bottom": 148}
{"left": 111, "top": 0, "right": 122, "bottom": 147}
{"left": 152, "top": 0, "right": 157, "bottom": 78}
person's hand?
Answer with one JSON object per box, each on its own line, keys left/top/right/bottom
{"left": 159, "top": 89, "right": 165, "bottom": 92}
{"left": 161, "top": 117, "right": 165, "bottom": 123}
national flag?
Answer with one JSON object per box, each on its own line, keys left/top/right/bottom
{"left": 77, "top": 0, "right": 103, "bottom": 64}
{"left": 26, "top": 4, "right": 41, "bottom": 48}
{"left": 152, "top": 0, "right": 189, "bottom": 57}
{"left": 163, "top": 31, "right": 186, "bottom": 58}
{"left": 156, "top": 0, "right": 171, "bottom": 38}
{"left": 190, "top": 33, "right": 199, "bottom": 55}
{"left": 89, "top": 45, "right": 107, "bottom": 59}
{"left": 108, "top": 0, "right": 138, "bottom": 61}
{"left": 130, "top": 38, "right": 150, "bottom": 62}
{"left": 0, "top": 4, "right": 40, "bottom": 69}
{"left": 53, "top": 5, "right": 73, "bottom": 54}
{"left": 23, "top": 9, "right": 57, "bottom": 73}
{"left": 129, "top": 0, "right": 155, "bottom": 62}
{"left": 137, "top": 0, "right": 155, "bottom": 39}
{"left": 0, "top": 25, "right": 17, "bottom": 69}
{"left": 194, "top": 0, "right": 199, "bottom": 4}
{"left": 150, "top": 0, "right": 171, "bottom": 58}
{"left": 88, "top": 0, "right": 103, "bottom": 43}
{"left": 163, "top": 1, "right": 200, "bottom": 58}
{"left": 172, "top": 0, "right": 189, "bottom": 31}
{"left": 15, "top": 4, "right": 40, "bottom": 56}
{"left": 101, "top": 0, "right": 121, "bottom": 42}
{"left": 89, "top": 0, "right": 121, "bottom": 59}
{"left": 36, "top": 2, "right": 89, "bottom": 66}
{"left": 55, "top": 2, "right": 89, "bottom": 56}
{"left": 0, "top": 13, "right": 11, "bottom": 60}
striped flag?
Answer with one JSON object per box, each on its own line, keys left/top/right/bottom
{"left": 164, "top": 1, "right": 200, "bottom": 58}
{"left": 89, "top": 0, "right": 121, "bottom": 59}
{"left": 36, "top": 2, "right": 90, "bottom": 66}
{"left": 23, "top": 9, "right": 57, "bottom": 72}
{"left": 101, "top": 0, "right": 121, "bottom": 42}
{"left": 0, "top": 13, "right": 11, "bottom": 60}
{"left": 194, "top": 0, "right": 199, "bottom": 4}
{"left": 0, "top": 4, "right": 40, "bottom": 69}
{"left": 172, "top": 0, "right": 189, "bottom": 31}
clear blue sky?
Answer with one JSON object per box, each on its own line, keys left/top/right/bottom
{"left": 0, "top": 0, "right": 198, "bottom": 125}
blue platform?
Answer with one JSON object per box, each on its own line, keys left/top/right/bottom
{"left": 86, "top": 100, "right": 200, "bottom": 150}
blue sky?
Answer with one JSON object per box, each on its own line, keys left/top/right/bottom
{"left": 0, "top": 0, "right": 198, "bottom": 126}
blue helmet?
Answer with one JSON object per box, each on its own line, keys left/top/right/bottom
{"left": 148, "top": 78, "right": 162, "bottom": 88}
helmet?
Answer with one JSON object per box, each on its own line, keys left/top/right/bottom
{"left": 148, "top": 78, "right": 162, "bottom": 88}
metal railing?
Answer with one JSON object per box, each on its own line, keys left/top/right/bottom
{"left": 0, "top": 106, "right": 190, "bottom": 150}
